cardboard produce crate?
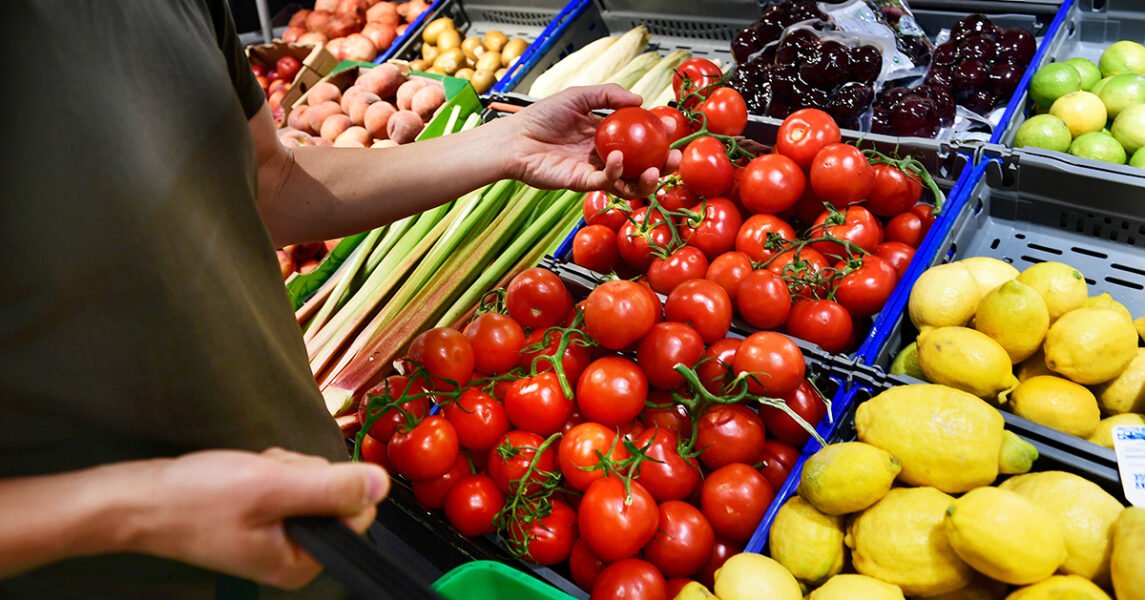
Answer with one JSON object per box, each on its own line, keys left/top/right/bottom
{"left": 246, "top": 40, "right": 339, "bottom": 120}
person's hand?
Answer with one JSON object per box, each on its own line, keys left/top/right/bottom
{"left": 133, "top": 448, "right": 388, "bottom": 590}
{"left": 500, "top": 84, "right": 682, "bottom": 198}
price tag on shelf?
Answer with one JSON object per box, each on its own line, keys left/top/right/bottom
{"left": 1113, "top": 425, "right": 1145, "bottom": 507}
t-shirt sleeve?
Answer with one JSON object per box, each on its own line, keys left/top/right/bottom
{"left": 208, "top": 0, "right": 266, "bottom": 119}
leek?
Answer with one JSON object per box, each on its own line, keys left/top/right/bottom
{"left": 528, "top": 36, "right": 618, "bottom": 98}
{"left": 564, "top": 26, "right": 650, "bottom": 90}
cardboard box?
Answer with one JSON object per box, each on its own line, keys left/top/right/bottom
{"left": 246, "top": 41, "right": 339, "bottom": 120}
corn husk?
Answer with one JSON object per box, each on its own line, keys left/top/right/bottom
{"left": 632, "top": 50, "right": 690, "bottom": 107}
{"left": 604, "top": 51, "right": 661, "bottom": 89}
{"left": 563, "top": 25, "right": 650, "bottom": 89}
{"left": 527, "top": 36, "right": 617, "bottom": 98}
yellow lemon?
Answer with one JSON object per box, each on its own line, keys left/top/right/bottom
{"left": 960, "top": 257, "right": 1020, "bottom": 297}
{"left": 998, "top": 430, "right": 1039, "bottom": 475}
{"left": 974, "top": 280, "right": 1050, "bottom": 364}
{"left": 1005, "top": 575, "right": 1112, "bottom": 600}
{"left": 924, "top": 573, "right": 1010, "bottom": 600}
{"left": 769, "top": 496, "right": 845, "bottom": 586}
{"left": 1016, "top": 261, "right": 1088, "bottom": 322}
{"left": 1045, "top": 307, "right": 1138, "bottom": 384}
{"left": 672, "top": 581, "right": 718, "bottom": 600}
{"left": 1084, "top": 292, "right": 1133, "bottom": 322}
{"left": 1017, "top": 347, "right": 1055, "bottom": 382}
{"left": 797, "top": 442, "right": 901, "bottom": 515}
{"left": 713, "top": 553, "right": 801, "bottom": 600}
{"left": 1009, "top": 375, "right": 1101, "bottom": 438}
{"left": 1136, "top": 315, "right": 1145, "bottom": 342}
{"left": 1088, "top": 413, "right": 1145, "bottom": 448}
{"left": 909, "top": 262, "right": 982, "bottom": 332}
{"left": 917, "top": 326, "right": 1020, "bottom": 400}
{"left": 945, "top": 486, "right": 1067, "bottom": 585}
{"left": 1050, "top": 90, "right": 1108, "bottom": 137}
{"left": 809, "top": 574, "right": 904, "bottom": 600}
{"left": 1092, "top": 348, "right": 1145, "bottom": 415}
{"left": 1111, "top": 507, "right": 1145, "bottom": 600}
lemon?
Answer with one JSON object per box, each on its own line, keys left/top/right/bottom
{"left": 713, "top": 553, "right": 801, "bottom": 600}
{"left": 1045, "top": 307, "right": 1138, "bottom": 384}
{"left": 1088, "top": 413, "right": 1145, "bottom": 448}
{"left": 960, "top": 257, "right": 1020, "bottom": 298}
{"left": 1017, "top": 348, "right": 1055, "bottom": 382}
{"left": 1050, "top": 90, "right": 1109, "bottom": 138}
{"left": 672, "top": 581, "right": 718, "bottom": 600}
{"left": 924, "top": 573, "right": 1010, "bottom": 600}
{"left": 1000, "top": 471, "right": 1125, "bottom": 586}
{"left": 847, "top": 487, "right": 974, "bottom": 596}
{"left": 1136, "top": 316, "right": 1145, "bottom": 342}
{"left": 797, "top": 442, "right": 901, "bottom": 515}
{"left": 1016, "top": 262, "right": 1088, "bottom": 322}
{"left": 809, "top": 574, "right": 904, "bottom": 600}
{"left": 974, "top": 280, "right": 1050, "bottom": 364}
{"left": 890, "top": 341, "right": 925, "bottom": 379}
{"left": 945, "top": 486, "right": 1067, "bottom": 585}
{"left": 1084, "top": 292, "right": 1133, "bottom": 322}
{"left": 917, "top": 327, "right": 1020, "bottom": 400}
{"left": 1092, "top": 348, "right": 1145, "bottom": 415}
{"left": 998, "top": 430, "right": 1038, "bottom": 475}
{"left": 1009, "top": 376, "right": 1101, "bottom": 437}
{"left": 1111, "top": 507, "right": 1145, "bottom": 600}
{"left": 1005, "top": 575, "right": 1113, "bottom": 600}
{"left": 769, "top": 496, "right": 844, "bottom": 585}
{"left": 909, "top": 262, "right": 982, "bottom": 332}
{"left": 855, "top": 384, "right": 1003, "bottom": 493}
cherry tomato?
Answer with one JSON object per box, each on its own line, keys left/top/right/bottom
{"left": 700, "top": 463, "right": 774, "bottom": 542}
{"left": 833, "top": 254, "right": 898, "bottom": 318}
{"left": 697, "top": 338, "right": 740, "bottom": 395}
{"left": 464, "top": 312, "right": 525, "bottom": 375}
{"left": 810, "top": 205, "right": 884, "bottom": 260}
{"left": 732, "top": 331, "right": 806, "bottom": 397}
{"left": 487, "top": 430, "right": 557, "bottom": 495}
{"left": 358, "top": 375, "right": 431, "bottom": 442}
{"left": 643, "top": 501, "right": 716, "bottom": 578}
{"left": 775, "top": 108, "right": 842, "bottom": 171}
{"left": 759, "top": 379, "right": 826, "bottom": 446}
{"left": 809, "top": 143, "right": 875, "bottom": 208}
{"left": 696, "top": 87, "right": 748, "bottom": 136}
{"left": 705, "top": 251, "right": 753, "bottom": 303}
{"left": 736, "top": 269, "right": 792, "bottom": 330}
{"left": 698, "top": 537, "right": 742, "bottom": 590}
{"left": 572, "top": 224, "right": 620, "bottom": 273}
{"left": 506, "top": 268, "right": 574, "bottom": 331}
{"left": 519, "top": 328, "right": 592, "bottom": 384}
{"left": 648, "top": 247, "right": 709, "bottom": 295}
{"left": 387, "top": 415, "right": 460, "bottom": 481}
{"left": 875, "top": 241, "right": 916, "bottom": 278}
{"left": 360, "top": 434, "right": 389, "bottom": 469}
{"left": 739, "top": 153, "right": 806, "bottom": 214}
{"left": 559, "top": 422, "right": 630, "bottom": 492}
{"left": 673, "top": 58, "right": 723, "bottom": 109}
{"left": 865, "top": 163, "right": 923, "bottom": 217}
{"left": 735, "top": 214, "right": 796, "bottom": 264}
{"left": 504, "top": 372, "right": 574, "bottom": 436}
{"left": 786, "top": 299, "right": 854, "bottom": 354}
{"left": 583, "top": 190, "right": 643, "bottom": 231}
{"left": 679, "top": 136, "right": 735, "bottom": 198}
{"left": 443, "top": 474, "right": 504, "bottom": 537}
{"left": 650, "top": 105, "right": 692, "bottom": 143}
{"left": 617, "top": 207, "right": 672, "bottom": 271}
{"left": 411, "top": 454, "right": 470, "bottom": 509}
{"left": 408, "top": 327, "right": 474, "bottom": 390}
{"left": 579, "top": 477, "right": 660, "bottom": 563}
{"left": 681, "top": 197, "right": 743, "bottom": 260}
{"left": 569, "top": 539, "right": 606, "bottom": 591}
{"left": 592, "top": 558, "right": 668, "bottom": 600}
{"left": 584, "top": 279, "right": 661, "bottom": 350}
{"left": 443, "top": 389, "right": 510, "bottom": 452}
{"left": 664, "top": 279, "right": 733, "bottom": 344}
{"left": 696, "top": 404, "right": 767, "bottom": 470}
{"left": 595, "top": 107, "right": 670, "bottom": 179}
{"left": 655, "top": 178, "right": 699, "bottom": 212}
{"left": 636, "top": 322, "right": 706, "bottom": 391}
{"left": 576, "top": 356, "right": 648, "bottom": 426}
{"left": 508, "top": 499, "right": 578, "bottom": 566}
{"left": 633, "top": 427, "right": 702, "bottom": 503}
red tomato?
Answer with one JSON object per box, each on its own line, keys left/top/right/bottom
{"left": 569, "top": 539, "right": 606, "bottom": 592}
{"left": 833, "top": 254, "right": 899, "bottom": 318}
{"left": 667, "top": 578, "right": 695, "bottom": 599}
{"left": 705, "top": 251, "right": 753, "bottom": 303}
{"left": 640, "top": 401, "right": 691, "bottom": 438}
{"left": 766, "top": 246, "right": 831, "bottom": 298}
{"left": 583, "top": 190, "right": 642, "bottom": 231}
{"left": 487, "top": 430, "right": 557, "bottom": 496}
{"left": 358, "top": 375, "right": 431, "bottom": 442}
{"left": 650, "top": 105, "right": 692, "bottom": 143}
{"left": 735, "top": 214, "right": 796, "bottom": 264}
{"left": 679, "top": 136, "right": 735, "bottom": 198}
{"left": 700, "top": 463, "right": 774, "bottom": 542}
{"left": 865, "top": 163, "right": 923, "bottom": 217}
{"left": 617, "top": 207, "right": 672, "bottom": 271}
{"left": 408, "top": 327, "right": 474, "bottom": 390}
{"left": 464, "top": 312, "right": 525, "bottom": 375}
{"left": 579, "top": 477, "right": 660, "bottom": 563}
{"left": 387, "top": 415, "right": 460, "bottom": 481}
{"left": 886, "top": 204, "right": 935, "bottom": 248}
{"left": 732, "top": 331, "right": 806, "bottom": 397}
{"left": 793, "top": 184, "right": 829, "bottom": 227}
{"left": 664, "top": 279, "right": 733, "bottom": 344}
{"left": 643, "top": 501, "right": 716, "bottom": 578}
{"left": 443, "top": 389, "right": 510, "bottom": 452}
{"left": 697, "top": 338, "right": 740, "bottom": 395}
{"left": 633, "top": 428, "right": 702, "bottom": 503}
{"left": 504, "top": 372, "right": 574, "bottom": 436}
{"left": 360, "top": 434, "right": 389, "bottom": 469}
{"left": 411, "top": 454, "right": 470, "bottom": 509}
{"left": 519, "top": 328, "right": 592, "bottom": 384}
{"left": 443, "top": 474, "right": 504, "bottom": 537}
{"left": 648, "top": 247, "right": 710, "bottom": 295}
{"left": 911, "top": 203, "right": 936, "bottom": 227}
{"left": 559, "top": 422, "right": 630, "bottom": 491}
{"left": 681, "top": 198, "right": 743, "bottom": 260}
{"left": 576, "top": 356, "right": 648, "bottom": 426}
{"left": 736, "top": 269, "right": 792, "bottom": 330}
{"left": 775, "top": 108, "right": 842, "bottom": 171}
{"left": 698, "top": 537, "right": 742, "bottom": 590}
{"left": 636, "top": 322, "right": 706, "bottom": 391}
{"left": 572, "top": 224, "right": 620, "bottom": 273}
{"left": 592, "top": 558, "right": 668, "bottom": 600}
{"left": 786, "top": 299, "right": 854, "bottom": 354}
{"left": 506, "top": 268, "right": 573, "bottom": 330}
{"left": 595, "top": 106, "right": 670, "bottom": 179}
{"left": 673, "top": 58, "right": 723, "bottom": 109}
{"left": 875, "top": 241, "right": 916, "bottom": 278}
{"left": 509, "top": 499, "right": 578, "bottom": 566}
{"left": 809, "top": 143, "right": 875, "bottom": 208}
{"left": 696, "top": 404, "right": 767, "bottom": 470}
{"left": 739, "top": 153, "right": 806, "bottom": 214}
{"left": 759, "top": 380, "right": 826, "bottom": 446}
{"left": 758, "top": 441, "right": 799, "bottom": 490}
{"left": 810, "top": 205, "right": 884, "bottom": 260}
{"left": 696, "top": 87, "right": 748, "bottom": 136}
{"left": 655, "top": 179, "right": 699, "bottom": 212}
{"left": 584, "top": 279, "right": 661, "bottom": 350}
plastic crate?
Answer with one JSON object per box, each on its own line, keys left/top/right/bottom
{"left": 433, "top": 561, "right": 576, "bottom": 600}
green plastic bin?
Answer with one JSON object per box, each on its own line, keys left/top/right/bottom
{"left": 432, "top": 561, "right": 576, "bottom": 600}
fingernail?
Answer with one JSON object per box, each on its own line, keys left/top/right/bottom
{"left": 366, "top": 467, "right": 387, "bottom": 503}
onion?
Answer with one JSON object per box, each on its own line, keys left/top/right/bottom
{"left": 297, "top": 31, "right": 328, "bottom": 46}
{"left": 366, "top": 2, "right": 399, "bottom": 25}
{"left": 288, "top": 9, "right": 311, "bottom": 29}
{"left": 325, "top": 14, "right": 360, "bottom": 39}
{"left": 361, "top": 23, "right": 397, "bottom": 52}
{"left": 305, "top": 10, "right": 331, "bottom": 33}
{"left": 314, "top": 0, "right": 338, "bottom": 12}
{"left": 282, "top": 26, "right": 305, "bottom": 43}
{"left": 326, "top": 37, "right": 348, "bottom": 61}
{"left": 342, "top": 33, "right": 379, "bottom": 62}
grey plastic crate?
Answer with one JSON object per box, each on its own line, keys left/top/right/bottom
{"left": 387, "top": 0, "right": 570, "bottom": 65}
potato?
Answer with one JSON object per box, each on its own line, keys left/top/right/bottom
{"left": 308, "top": 100, "right": 344, "bottom": 133}
{"left": 287, "top": 104, "right": 314, "bottom": 134}
{"left": 494, "top": 67, "right": 508, "bottom": 80}
{"left": 422, "top": 17, "right": 455, "bottom": 45}
{"left": 410, "top": 85, "right": 446, "bottom": 120}
{"left": 502, "top": 38, "right": 528, "bottom": 66}
{"left": 425, "top": 66, "right": 446, "bottom": 75}
{"left": 320, "top": 113, "right": 353, "bottom": 142}
{"left": 395, "top": 79, "right": 428, "bottom": 110}
{"left": 483, "top": 30, "right": 507, "bottom": 52}
{"left": 432, "top": 48, "right": 464, "bottom": 75}
{"left": 387, "top": 110, "right": 424, "bottom": 144}
{"left": 454, "top": 67, "right": 475, "bottom": 81}
{"left": 470, "top": 69, "right": 496, "bottom": 94}
{"left": 409, "top": 59, "right": 430, "bottom": 71}
{"left": 437, "top": 28, "right": 461, "bottom": 51}
{"left": 461, "top": 37, "right": 484, "bottom": 61}
{"left": 356, "top": 63, "right": 404, "bottom": 99}
{"left": 334, "top": 126, "right": 371, "bottom": 147}
{"left": 347, "top": 91, "right": 382, "bottom": 126}
{"left": 421, "top": 43, "right": 439, "bottom": 63}
{"left": 364, "top": 100, "right": 397, "bottom": 139}
{"left": 306, "top": 81, "right": 342, "bottom": 107}
{"left": 475, "top": 50, "right": 501, "bottom": 73}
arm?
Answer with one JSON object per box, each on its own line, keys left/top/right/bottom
{"left": 0, "top": 449, "right": 388, "bottom": 589}
{"left": 252, "top": 84, "right": 678, "bottom": 247}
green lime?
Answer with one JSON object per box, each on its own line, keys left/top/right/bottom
{"left": 890, "top": 341, "right": 925, "bottom": 380}
{"left": 1014, "top": 114, "right": 1073, "bottom": 152}
{"left": 1111, "top": 103, "right": 1145, "bottom": 154}
{"left": 1065, "top": 57, "right": 1103, "bottom": 91}
{"left": 1050, "top": 91, "right": 1107, "bottom": 138}
{"left": 1099, "top": 73, "right": 1145, "bottom": 118}
{"left": 1100, "top": 40, "right": 1145, "bottom": 77}
{"left": 1130, "top": 146, "right": 1145, "bottom": 168}
{"left": 1069, "top": 131, "right": 1127, "bottom": 164}
{"left": 1031, "top": 63, "right": 1083, "bottom": 108}
{"left": 1091, "top": 76, "right": 1115, "bottom": 97}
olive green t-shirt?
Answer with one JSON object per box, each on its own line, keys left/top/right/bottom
{"left": 1, "top": 1, "right": 351, "bottom": 597}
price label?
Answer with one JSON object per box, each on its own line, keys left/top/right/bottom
{"left": 1113, "top": 425, "right": 1145, "bottom": 507}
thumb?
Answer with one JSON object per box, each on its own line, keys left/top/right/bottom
{"left": 273, "top": 462, "right": 390, "bottom": 518}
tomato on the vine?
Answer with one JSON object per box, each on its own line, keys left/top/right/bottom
{"left": 775, "top": 108, "right": 842, "bottom": 170}
{"left": 576, "top": 356, "right": 648, "bottom": 426}
{"left": 594, "top": 106, "right": 669, "bottom": 179}
{"left": 583, "top": 190, "right": 642, "bottom": 231}
{"left": 732, "top": 331, "right": 806, "bottom": 397}
{"left": 885, "top": 204, "right": 935, "bottom": 248}
{"left": 875, "top": 241, "right": 916, "bottom": 278}
{"left": 641, "top": 398, "right": 691, "bottom": 434}
{"left": 679, "top": 136, "right": 735, "bottom": 198}
{"left": 503, "top": 371, "right": 574, "bottom": 436}
{"left": 643, "top": 501, "right": 716, "bottom": 578}
{"left": 443, "top": 388, "right": 510, "bottom": 452}
{"left": 569, "top": 539, "right": 606, "bottom": 592}
{"left": 739, "top": 153, "right": 806, "bottom": 214}
{"left": 408, "top": 327, "right": 474, "bottom": 390}
{"left": 735, "top": 213, "right": 796, "bottom": 264}
{"left": 387, "top": 415, "right": 460, "bottom": 481}
{"left": 736, "top": 269, "right": 792, "bottom": 330}
{"left": 519, "top": 328, "right": 592, "bottom": 384}
{"left": 411, "top": 454, "right": 470, "bottom": 509}
{"left": 584, "top": 279, "right": 661, "bottom": 350}
{"left": 759, "top": 440, "right": 799, "bottom": 490}
{"left": 592, "top": 558, "right": 669, "bottom": 600}
{"left": 705, "top": 250, "right": 753, "bottom": 303}
{"left": 698, "top": 537, "right": 742, "bottom": 589}
{"left": 696, "top": 404, "right": 767, "bottom": 470}
{"left": 700, "top": 463, "right": 774, "bottom": 542}
{"left": 766, "top": 246, "right": 831, "bottom": 298}
{"left": 633, "top": 427, "right": 701, "bottom": 502}
{"left": 443, "top": 474, "right": 504, "bottom": 537}
{"left": 579, "top": 477, "right": 660, "bottom": 562}
{"left": 786, "top": 298, "right": 854, "bottom": 354}
{"left": 809, "top": 143, "right": 875, "bottom": 208}
{"left": 508, "top": 499, "right": 578, "bottom": 566}
{"left": 617, "top": 206, "right": 672, "bottom": 271}
{"left": 487, "top": 430, "right": 557, "bottom": 496}
{"left": 572, "top": 224, "right": 620, "bottom": 273}
{"left": 759, "top": 379, "right": 826, "bottom": 447}
{"left": 865, "top": 163, "right": 923, "bottom": 216}
{"left": 810, "top": 205, "right": 884, "bottom": 260}
{"left": 650, "top": 106, "right": 692, "bottom": 144}
{"left": 464, "top": 312, "right": 525, "bottom": 375}
{"left": 673, "top": 58, "right": 723, "bottom": 109}
{"left": 664, "top": 279, "right": 733, "bottom": 344}
{"left": 696, "top": 337, "right": 740, "bottom": 395}
{"left": 636, "top": 321, "right": 706, "bottom": 390}
{"left": 833, "top": 254, "right": 899, "bottom": 318}
{"left": 558, "top": 422, "right": 629, "bottom": 492}
{"left": 648, "top": 246, "right": 709, "bottom": 295}
{"left": 655, "top": 178, "right": 699, "bottom": 212}
{"left": 696, "top": 87, "right": 748, "bottom": 136}
{"left": 358, "top": 375, "right": 431, "bottom": 442}
{"left": 360, "top": 434, "right": 389, "bottom": 469}
{"left": 506, "top": 268, "right": 573, "bottom": 330}
{"left": 681, "top": 197, "right": 743, "bottom": 260}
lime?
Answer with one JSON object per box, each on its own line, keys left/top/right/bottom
{"left": 1031, "top": 63, "right": 1083, "bottom": 108}
{"left": 1100, "top": 40, "right": 1145, "bottom": 77}
{"left": 1066, "top": 57, "right": 1103, "bottom": 90}
{"left": 1069, "top": 131, "right": 1127, "bottom": 164}
{"left": 1050, "top": 91, "right": 1108, "bottom": 138}
{"left": 1098, "top": 73, "right": 1145, "bottom": 118}
{"left": 1092, "top": 76, "right": 1115, "bottom": 97}
{"left": 1131, "top": 146, "right": 1145, "bottom": 168}
{"left": 1013, "top": 114, "right": 1073, "bottom": 152}
{"left": 1111, "top": 103, "right": 1145, "bottom": 154}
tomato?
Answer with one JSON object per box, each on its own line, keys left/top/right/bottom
{"left": 700, "top": 463, "right": 774, "bottom": 542}
{"left": 504, "top": 372, "right": 574, "bottom": 436}
{"left": 865, "top": 163, "right": 923, "bottom": 217}
{"left": 387, "top": 415, "right": 460, "bottom": 481}
{"left": 696, "top": 87, "right": 748, "bottom": 136}
{"left": 775, "top": 108, "right": 842, "bottom": 171}
{"left": 464, "top": 312, "right": 525, "bottom": 375}
{"left": 650, "top": 105, "right": 692, "bottom": 144}
{"left": 636, "top": 322, "right": 706, "bottom": 391}
{"left": 579, "top": 477, "right": 660, "bottom": 563}
{"left": 766, "top": 246, "right": 831, "bottom": 299}
{"left": 648, "top": 246, "right": 709, "bottom": 295}
{"left": 559, "top": 422, "right": 630, "bottom": 491}
{"left": 643, "top": 501, "right": 716, "bottom": 578}
{"left": 506, "top": 268, "right": 573, "bottom": 330}
{"left": 584, "top": 279, "right": 660, "bottom": 350}
{"left": 697, "top": 337, "right": 740, "bottom": 395}
{"left": 360, "top": 434, "right": 389, "bottom": 469}
{"left": 833, "top": 254, "right": 899, "bottom": 318}
{"left": 739, "top": 153, "right": 806, "bottom": 214}
{"left": 411, "top": 454, "right": 470, "bottom": 509}
{"left": 569, "top": 539, "right": 606, "bottom": 591}
{"left": 358, "top": 375, "right": 431, "bottom": 442}
{"left": 705, "top": 251, "right": 753, "bottom": 303}
{"left": 583, "top": 190, "right": 642, "bottom": 231}
{"left": 696, "top": 404, "right": 767, "bottom": 470}
{"left": 443, "top": 389, "right": 510, "bottom": 452}
{"left": 509, "top": 499, "right": 578, "bottom": 566}
{"left": 519, "top": 328, "right": 592, "bottom": 384}
{"left": 631, "top": 428, "right": 701, "bottom": 504}
{"left": 679, "top": 136, "right": 735, "bottom": 198}
{"left": 666, "top": 578, "right": 694, "bottom": 599}
{"left": 592, "top": 558, "right": 668, "bottom": 600}
{"left": 875, "top": 241, "right": 916, "bottom": 278}
{"left": 698, "top": 537, "right": 742, "bottom": 590}
{"left": 911, "top": 203, "right": 936, "bottom": 227}
{"left": 595, "top": 106, "right": 670, "bottom": 179}
{"left": 617, "top": 207, "right": 673, "bottom": 271}
{"left": 759, "top": 379, "right": 826, "bottom": 446}
{"left": 673, "top": 58, "right": 723, "bottom": 109}
{"left": 732, "top": 331, "right": 806, "bottom": 397}
{"left": 572, "top": 224, "right": 620, "bottom": 273}
{"left": 735, "top": 214, "right": 796, "bottom": 264}
{"left": 488, "top": 430, "right": 557, "bottom": 496}
{"left": 408, "top": 327, "right": 474, "bottom": 390}
{"left": 443, "top": 474, "right": 504, "bottom": 537}
{"left": 576, "top": 356, "right": 648, "bottom": 426}
{"left": 885, "top": 205, "right": 934, "bottom": 248}
{"left": 655, "top": 179, "right": 699, "bottom": 212}
{"left": 792, "top": 184, "right": 829, "bottom": 227}
{"left": 787, "top": 299, "right": 854, "bottom": 354}
{"left": 810, "top": 205, "right": 884, "bottom": 260}
{"left": 664, "top": 279, "right": 733, "bottom": 344}
{"left": 735, "top": 269, "right": 792, "bottom": 330}
{"left": 640, "top": 401, "right": 691, "bottom": 438}
{"left": 759, "top": 454, "right": 792, "bottom": 491}
{"left": 681, "top": 197, "right": 743, "bottom": 260}
{"left": 809, "top": 143, "right": 875, "bottom": 208}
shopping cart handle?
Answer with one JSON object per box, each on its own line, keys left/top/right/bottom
{"left": 285, "top": 516, "right": 445, "bottom": 600}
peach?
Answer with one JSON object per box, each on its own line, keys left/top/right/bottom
{"left": 347, "top": 92, "right": 382, "bottom": 125}
{"left": 342, "top": 33, "right": 378, "bottom": 62}
{"left": 282, "top": 26, "right": 305, "bottom": 43}
{"left": 334, "top": 126, "right": 371, "bottom": 147}
{"left": 361, "top": 23, "right": 397, "bottom": 52}
{"left": 268, "top": 88, "right": 287, "bottom": 110}
{"left": 268, "top": 78, "right": 289, "bottom": 96}
{"left": 386, "top": 110, "right": 424, "bottom": 144}
{"left": 395, "top": 78, "right": 428, "bottom": 111}
{"left": 340, "top": 85, "right": 369, "bottom": 113}
{"left": 278, "top": 129, "right": 316, "bottom": 148}
{"left": 326, "top": 14, "right": 360, "bottom": 39}
{"left": 410, "top": 85, "right": 445, "bottom": 121}
{"left": 363, "top": 100, "right": 397, "bottom": 139}
{"left": 297, "top": 31, "right": 328, "bottom": 46}
{"left": 326, "top": 37, "right": 348, "bottom": 60}
{"left": 357, "top": 63, "right": 404, "bottom": 99}
{"left": 277, "top": 250, "right": 296, "bottom": 279}
{"left": 288, "top": 104, "right": 313, "bottom": 133}
{"left": 313, "top": 137, "right": 333, "bottom": 146}
{"left": 308, "top": 100, "right": 343, "bottom": 133}
{"left": 307, "top": 81, "right": 342, "bottom": 107}
{"left": 305, "top": 10, "right": 332, "bottom": 33}
{"left": 321, "top": 114, "right": 354, "bottom": 142}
